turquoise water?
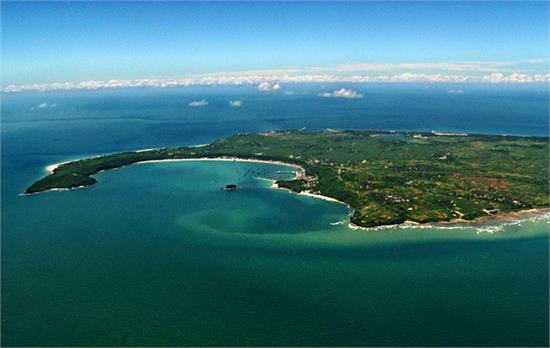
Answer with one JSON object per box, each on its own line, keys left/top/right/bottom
{"left": 2, "top": 86, "right": 549, "bottom": 346}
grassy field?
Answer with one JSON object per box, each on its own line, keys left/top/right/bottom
{"left": 26, "top": 130, "right": 549, "bottom": 227}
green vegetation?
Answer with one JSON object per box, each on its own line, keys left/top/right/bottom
{"left": 26, "top": 130, "right": 549, "bottom": 227}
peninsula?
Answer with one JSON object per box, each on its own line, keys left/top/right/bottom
{"left": 26, "top": 130, "right": 549, "bottom": 228}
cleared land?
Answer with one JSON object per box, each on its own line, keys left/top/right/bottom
{"left": 26, "top": 130, "right": 549, "bottom": 227}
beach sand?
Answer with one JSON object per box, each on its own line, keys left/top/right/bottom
{"left": 134, "top": 157, "right": 305, "bottom": 171}
{"left": 46, "top": 161, "right": 70, "bottom": 173}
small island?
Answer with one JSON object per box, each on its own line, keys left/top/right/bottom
{"left": 25, "top": 130, "right": 549, "bottom": 228}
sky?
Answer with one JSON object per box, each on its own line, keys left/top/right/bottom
{"left": 1, "top": 1, "right": 549, "bottom": 92}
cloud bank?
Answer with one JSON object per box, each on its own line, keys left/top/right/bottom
{"left": 319, "top": 88, "right": 363, "bottom": 98}
{"left": 3, "top": 60, "right": 549, "bottom": 93}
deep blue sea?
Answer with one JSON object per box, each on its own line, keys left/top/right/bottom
{"left": 2, "top": 84, "right": 549, "bottom": 346}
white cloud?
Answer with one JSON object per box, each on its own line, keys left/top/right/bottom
{"left": 229, "top": 100, "right": 242, "bottom": 107}
{"left": 447, "top": 89, "right": 464, "bottom": 94}
{"left": 188, "top": 99, "right": 208, "bottom": 107}
{"left": 318, "top": 88, "right": 363, "bottom": 99}
{"left": 257, "top": 81, "right": 281, "bottom": 91}
{"left": 380, "top": 73, "right": 474, "bottom": 83}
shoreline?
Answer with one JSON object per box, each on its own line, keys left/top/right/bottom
{"left": 432, "top": 207, "right": 550, "bottom": 226}
{"left": 269, "top": 180, "right": 350, "bottom": 206}
{"left": 45, "top": 154, "right": 103, "bottom": 173}
{"left": 133, "top": 157, "right": 305, "bottom": 171}
{"left": 45, "top": 160, "right": 72, "bottom": 173}
{"left": 347, "top": 207, "right": 550, "bottom": 231}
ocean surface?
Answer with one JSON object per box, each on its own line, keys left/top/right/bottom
{"left": 2, "top": 84, "right": 549, "bottom": 346}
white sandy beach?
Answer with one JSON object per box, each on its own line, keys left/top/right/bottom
{"left": 298, "top": 191, "right": 349, "bottom": 205}
{"left": 134, "top": 157, "right": 305, "bottom": 171}
{"left": 45, "top": 161, "right": 70, "bottom": 173}
{"left": 45, "top": 154, "right": 103, "bottom": 173}
{"left": 269, "top": 179, "right": 349, "bottom": 206}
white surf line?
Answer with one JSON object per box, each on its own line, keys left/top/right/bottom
{"left": 347, "top": 209, "right": 550, "bottom": 233}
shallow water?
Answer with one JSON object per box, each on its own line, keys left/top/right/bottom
{"left": 2, "top": 86, "right": 548, "bottom": 346}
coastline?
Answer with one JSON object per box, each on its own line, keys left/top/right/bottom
{"left": 46, "top": 160, "right": 72, "bottom": 173}
{"left": 133, "top": 157, "right": 305, "bottom": 171}
{"left": 433, "top": 207, "right": 550, "bottom": 226}
{"left": 45, "top": 154, "right": 103, "bottom": 173}
{"left": 270, "top": 180, "right": 350, "bottom": 206}
{"left": 347, "top": 207, "right": 550, "bottom": 231}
